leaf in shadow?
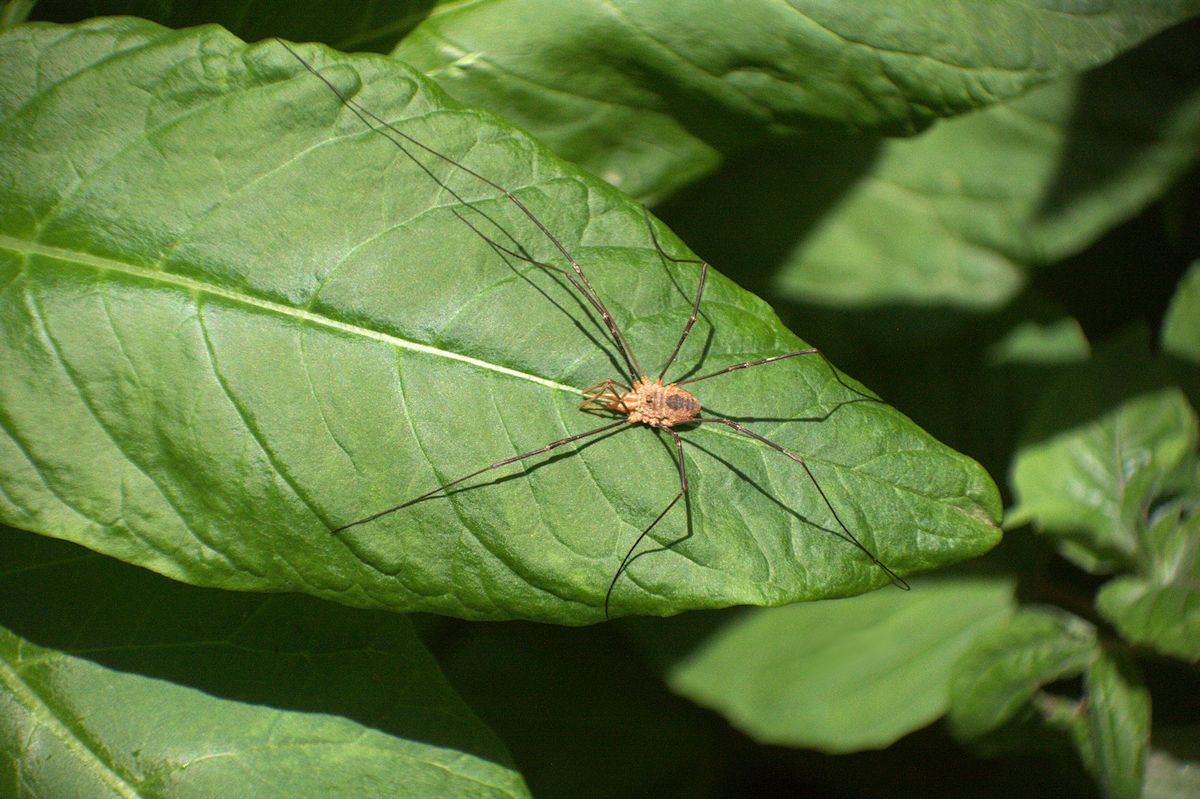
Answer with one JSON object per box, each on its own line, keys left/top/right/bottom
{"left": 0, "top": 525, "right": 529, "bottom": 798}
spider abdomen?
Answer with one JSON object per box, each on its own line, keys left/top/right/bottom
{"left": 620, "top": 378, "right": 700, "bottom": 428}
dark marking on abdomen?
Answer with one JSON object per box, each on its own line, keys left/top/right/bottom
{"left": 666, "top": 394, "right": 697, "bottom": 412}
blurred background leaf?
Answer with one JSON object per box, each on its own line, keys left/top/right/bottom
{"left": 948, "top": 607, "right": 1099, "bottom": 742}
{"left": 630, "top": 576, "right": 1015, "bottom": 752}
{"left": 1069, "top": 654, "right": 1152, "bottom": 799}
{"left": 1010, "top": 330, "right": 1197, "bottom": 570}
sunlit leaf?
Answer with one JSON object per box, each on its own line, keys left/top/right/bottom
{"left": 1010, "top": 331, "right": 1198, "bottom": 572}
{"left": 1072, "top": 654, "right": 1152, "bottom": 799}
{"left": 664, "top": 23, "right": 1200, "bottom": 315}
{"left": 1097, "top": 508, "right": 1200, "bottom": 662}
{"left": 0, "top": 19, "right": 1000, "bottom": 623}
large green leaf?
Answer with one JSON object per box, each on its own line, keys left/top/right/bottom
{"left": 0, "top": 526, "right": 530, "bottom": 798}
{"left": 647, "top": 576, "right": 1015, "bottom": 752}
{"left": 0, "top": 18, "right": 1000, "bottom": 623}
{"left": 394, "top": 0, "right": 1200, "bottom": 198}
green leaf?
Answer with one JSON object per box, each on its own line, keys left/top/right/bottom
{"left": 1010, "top": 331, "right": 1199, "bottom": 572}
{"left": 1072, "top": 654, "right": 1152, "bottom": 799}
{"left": 948, "top": 607, "right": 1099, "bottom": 740}
{"left": 1096, "top": 508, "right": 1200, "bottom": 662}
{"left": 1099, "top": 576, "right": 1200, "bottom": 661}
{"left": 719, "top": 22, "right": 1200, "bottom": 314}
{"left": 653, "top": 576, "right": 1014, "bottom": 752}
{"left": 733, "top": 293, "right": 1092, "bottom": 491}
{"left": 0, "top": 526, "right": 530, "bottom": 798}
{"left": 0, "top": 0, "right": 34, "bottom": 31}
{"left": 0, "top": 18, "right": 1000, "bottom": 623}
{"left": 395, "top": 0, "right": 1200, "bottom": 199}
{"left": 1162, "top": 260, "right": 1200, "bottom": 364}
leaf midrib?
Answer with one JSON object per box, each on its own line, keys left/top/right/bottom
{"left": 2, "top": 235, "right": 997, "bottom": 529}
{"left": 1, "top": 234, "right": 580, "bottom": 395}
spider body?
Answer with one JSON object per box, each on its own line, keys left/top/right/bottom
{"left": 582, "top": 377, "right": 701, "bottom": 428}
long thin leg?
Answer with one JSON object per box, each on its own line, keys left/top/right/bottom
{"left": 333, "top": 419, "right": 630, "bottom": 534}
{"left": 658, "top": 261, "right": 708, "bottom": 383}
{"left": 281, "top": 41, "right": 645, "bottom": 382}
{"left": 452, "top": 209, "right": 639, "bottom": 384}
{"left": 678, "top": 349, "right": 878, "bottom": 407}
{"left": 693, "top": 417, "right": 909, "bottom": 590}
{"left": 642, "top": 209, "right": 710, "bottom": 383}
{"left": 605, "top": 428, "right": 688, "bottom": 618}
{"left": 580, "top": 378, "right": 632, "bottom": 414}
{"left": 678, "top": 350, "right": 817, "bottom": 385}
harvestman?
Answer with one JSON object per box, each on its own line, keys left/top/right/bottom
{"left": 281, "top": 42, "right": 909, "bottom": 617}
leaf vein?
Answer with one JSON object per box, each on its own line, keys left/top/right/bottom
{"left": 1, "top": 234, "right": 580, "bottom": 395}
{"left": 0, "top": 655, "right": 143, "bottom": 799}
{"left": 196, "top": 303, "right": 321, "bottom": 582}
{"left": 25, "top": 281, "right": 229, "bottom": 569}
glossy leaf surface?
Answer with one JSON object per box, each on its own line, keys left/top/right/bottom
{"left": 0, "top": 19, "right": 1000, "bottom": 622}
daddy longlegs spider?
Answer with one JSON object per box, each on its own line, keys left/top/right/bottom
{"left": 281, "top": 41, "right": 909, "bottom": 618}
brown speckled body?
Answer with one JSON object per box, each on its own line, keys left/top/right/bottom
{"left": 582, "top": 377, "right": 700, "bottom": 428}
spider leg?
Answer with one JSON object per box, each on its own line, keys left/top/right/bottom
{"left": 640, "top": 208, "right": 710, "bottom": 383}
{"left": 332, "top": 419, "right": 629, "bottom": 534}
{"left": 678, "top": 350, "right": 816, "bottom": 385}
{"left": 580, "top": 378, "right": 631, "bottom": 412}
{"left": 677, "top": 348, "right": 878, "bottom": 406}
{"left": 693, "top": 417, "right": 909, "bottom": 590}
{"left": 281, "top": 40, "right": 646, "bottom": 383}
{"left": 605, "top": 427, "right": 688, "bottom": 618}
{"left": 452, "top": 209, "right": 643, "bottom": 385}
